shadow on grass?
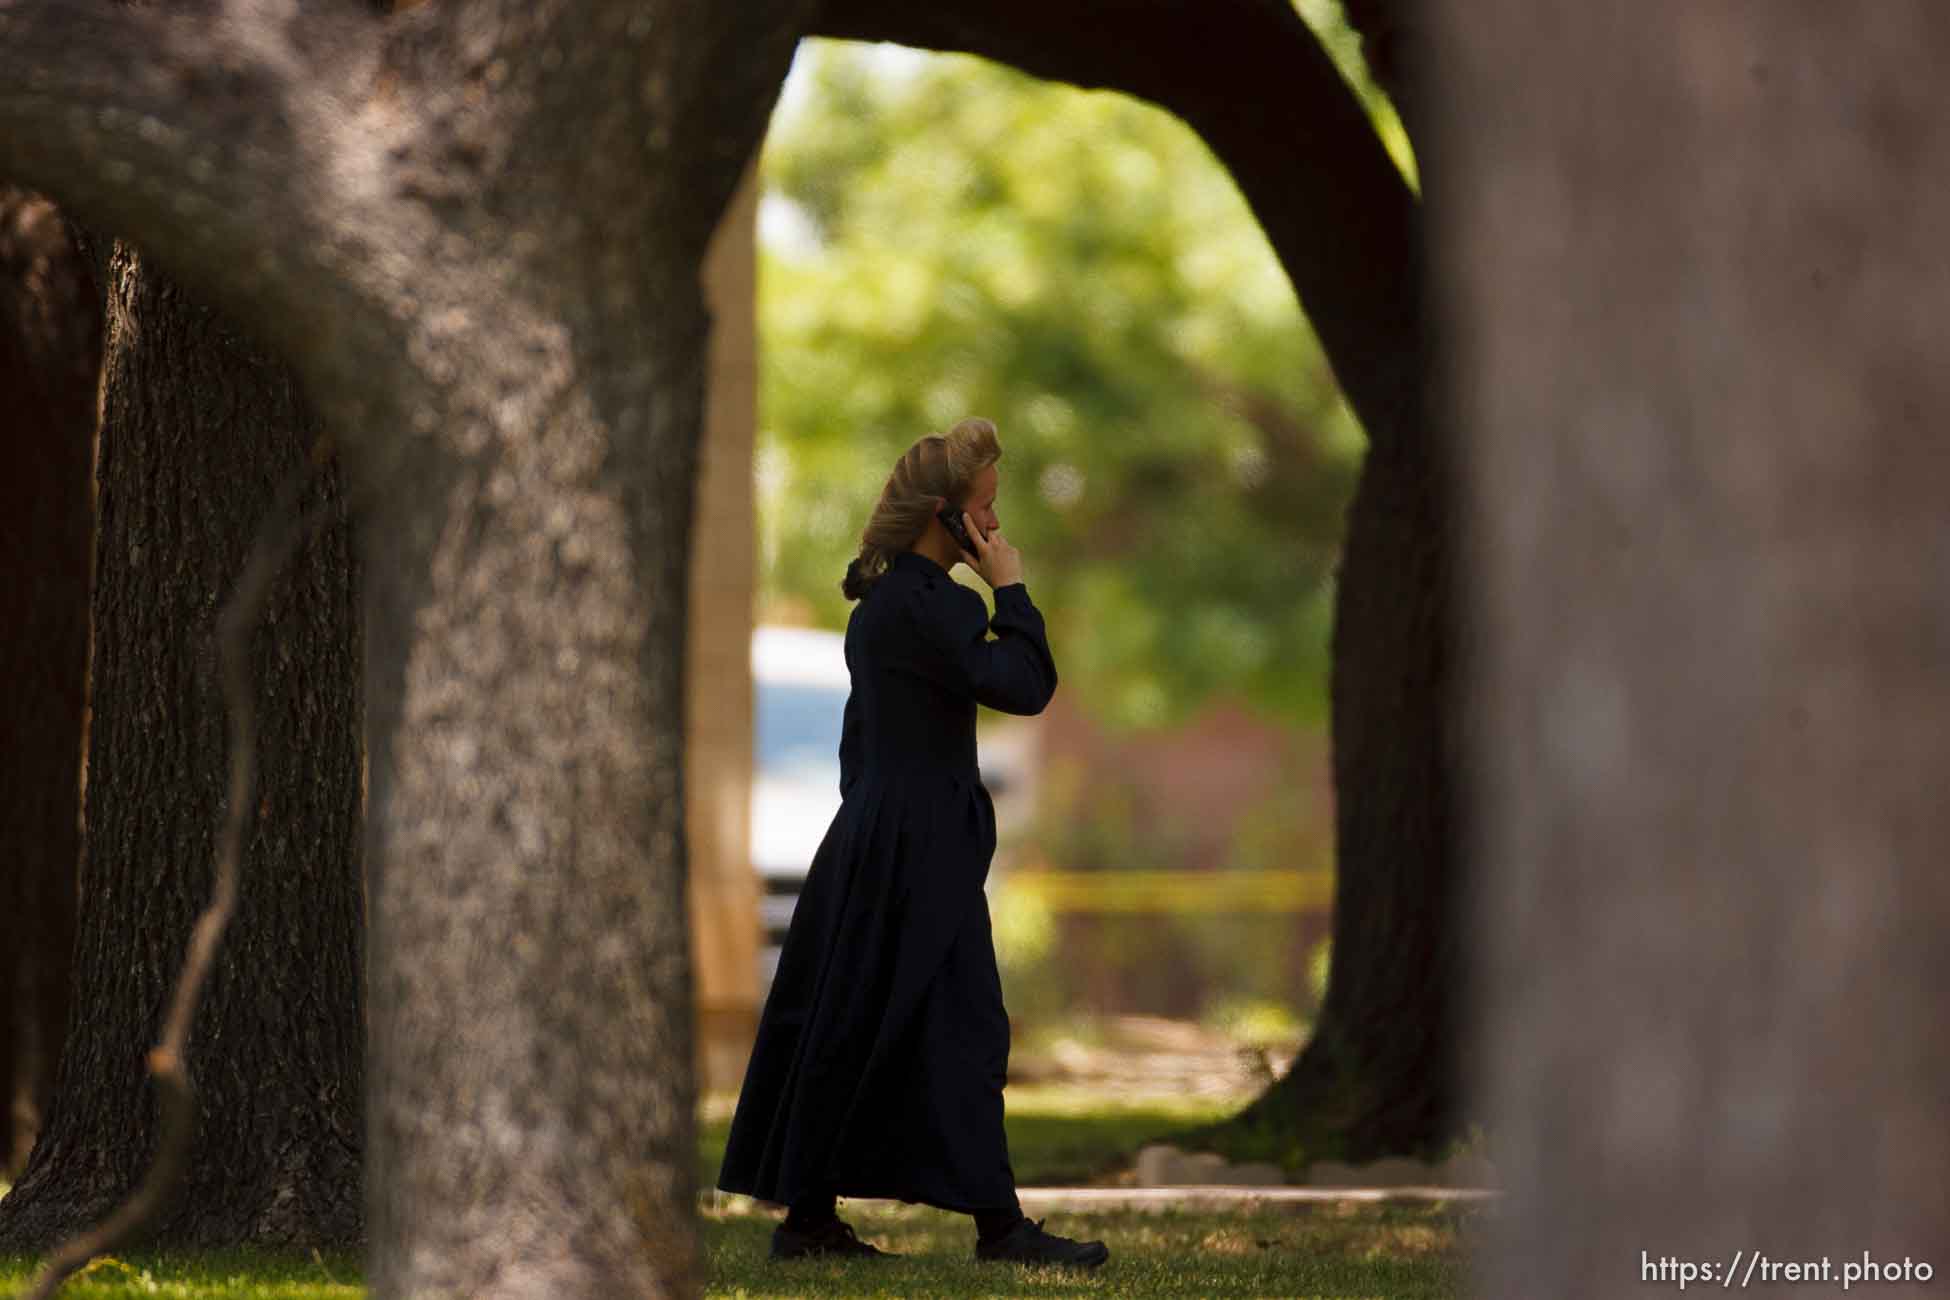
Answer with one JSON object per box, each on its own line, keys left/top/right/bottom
{"left": 706, "top": 1200, "right": 1475, "bottom": 1298}
{"left": 0, "top": 1203, "right": 1478, "bottom": 1298}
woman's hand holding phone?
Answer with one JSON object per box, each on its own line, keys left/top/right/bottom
{"left": 958, "top": 511, "right": 1023, "bottom": 589}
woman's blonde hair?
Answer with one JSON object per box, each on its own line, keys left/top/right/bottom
{"left": 842, "top": 417, "right": 1002, "bottom": 601}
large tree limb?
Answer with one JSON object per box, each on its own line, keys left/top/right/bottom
{"left": 1, "top": 0, "right": 807, "bottom": 403}
{"left": 0, "top": 0, "right": 406, "bottom": 367}
{"left": 809, "top": 0, "right": 1426, "bottom": 456}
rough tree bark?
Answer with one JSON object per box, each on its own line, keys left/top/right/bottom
{"left": 1, "top": 1, "right": 806, "bottom": 1293}
{"left": 810, "top": 0, "right": 1462, "bottom": 1163}
{"left": 0, "top": 242, "right": 366, "bottom": 1248}
{"left": 0, "top": 190, "right": 96, "bottom": 1178}
{"left": 1433, "top": 2, "right": 1950, "bottom": 1294}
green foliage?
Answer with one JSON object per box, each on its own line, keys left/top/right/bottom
{"left": 989, "top": 876, "right": 1057, "bottom": 973}
{"left": 1204, "top": 996, "right": 1307, "bottom": 1052}
{"left": 758, "top": 38, "right": 1379, "bottom": 728}
{"left": 1293, "top": 0, "right": 1420, "bottom": 189}
{"left": 1307, "top": 937, "right": 1334, "bottom": 1008}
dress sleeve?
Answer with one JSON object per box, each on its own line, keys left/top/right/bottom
{"left": 898, "top": 576, "right": 1059, "bottom": 716}
{"left": 838, "top": 687, "right": 862, "bottom": 799}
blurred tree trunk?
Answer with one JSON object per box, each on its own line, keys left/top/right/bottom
{"left": 0, "top": 243, "right": 365, "bottom": 1248}
{"left": 0, "top": 189, "right": 96, "bottom": 1178}
{"left": 4, "top": 0, "right": 832, "bottom": 1290}
{"left": 1435, "top": 2, "right": 1950, "bottom": 1293}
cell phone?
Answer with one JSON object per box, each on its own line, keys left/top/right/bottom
{"left": 937, "top": 503, "right": 980, "bottom": 560}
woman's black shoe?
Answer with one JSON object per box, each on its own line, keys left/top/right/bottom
{"left": 770, "top": 1216, "right": 898, "bottom": 1260}
{"left": 974, "top": 1216, "right": 1110, "bottom": 1269}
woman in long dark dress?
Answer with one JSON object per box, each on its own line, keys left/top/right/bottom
{"left": 716, "top": 418, "right": 1111, "bottom": 1269}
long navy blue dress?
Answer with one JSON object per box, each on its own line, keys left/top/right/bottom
{"left": 716, "top": 547, "right": 1060, "bottom": 1214}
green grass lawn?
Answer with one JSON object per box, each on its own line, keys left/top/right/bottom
{"left": 5, "top": 1087, "right": 1474, "bottom": 1296}
{"left": 0, "top": 1249, "right": 364, "bottom": 1298}
{"left": 697, "top": 1083, "right": 1238, "bottom": 1192}
{"left": 1, "top": 1202, "right": 1473, "bottom": 1298}
{"left": 706, "top": 1200, "right": 1471, "bottom": 1298}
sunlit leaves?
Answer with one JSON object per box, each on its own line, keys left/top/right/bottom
{"left": 758, "top": 38, "right": 1375, "bottom": 728}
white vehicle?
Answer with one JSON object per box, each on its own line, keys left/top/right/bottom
{"left": 750, "top": 623, "right": 1030, "bottom": 993}
{"left": 750, "top": 625, "right": 851, "bottom": 990}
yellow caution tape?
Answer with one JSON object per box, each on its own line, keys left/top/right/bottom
{"left": 998, "top": 868, "right": 1333, "bottom": 913}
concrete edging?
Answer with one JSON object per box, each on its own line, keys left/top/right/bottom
{"left": 706, "top": 1186, "right": 1500, "bottom": 1213}
{"left": 1015, "top": 1186, "right": 1500, "bottom": 1211}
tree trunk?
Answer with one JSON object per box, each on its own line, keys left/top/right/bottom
{"left": 0, "top": 0, "right": 809, "bottom": 1289}
{"left": 1208, "top": 7, "right": 1464, "bottom": 1168}
{"left": 1434, "top": 2, "right": 1950, "bottom": 1293}
{"left": 0, "top": 190, "right": 96, "bottom": 1178}
{"left": 0, "top": 243, "right": 365, "bottom": 1248}
{"left": 347, "top": 8, "right": 807, "bottom": 1291}
{"left": 1208, "top": 424, "right": 1462, "bottom": 1166}
{"left": 355, "top": 286, "right": 712, "bottom": 1299}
